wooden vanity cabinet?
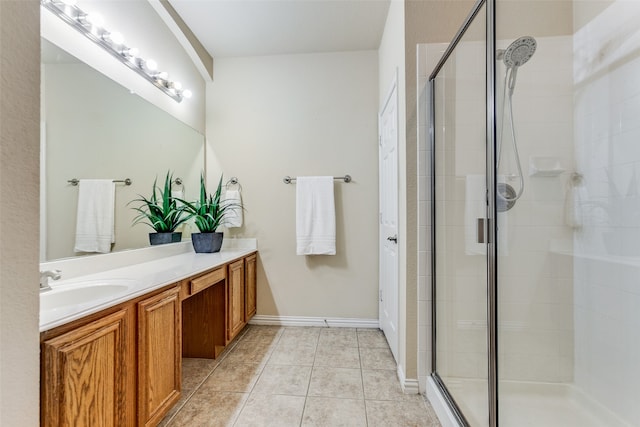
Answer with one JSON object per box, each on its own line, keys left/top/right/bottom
{"left": 227, "top": 259, "right": 246, "bottom": 343}
{"left": 245, "top": 253, "right": 257, "bottom": 321}
{"left": 41, "top": 308, "right": 133, "bottom": 427}
{"left": 138, "top": 286, "right": 182, "bottom": 427}
{"left": 41, "top": 251, "right": 258, "bottom": 427}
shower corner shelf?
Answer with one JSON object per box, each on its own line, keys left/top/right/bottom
{"left": 529, "top": 168, "right": 566, "bottom": 177}
{"left": 528, "top": 157, "right": 565, "bottom": 177}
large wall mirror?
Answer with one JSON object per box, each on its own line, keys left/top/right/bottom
{"left": 41, "top": 38, "right": 205, "bottom": 261}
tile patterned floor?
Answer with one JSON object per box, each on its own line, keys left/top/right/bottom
{"left": 160, "top": 325, "right": 441, "bottom": 427}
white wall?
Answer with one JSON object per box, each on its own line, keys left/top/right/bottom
{"left": 206, "top": 50, "right": 380, "bottom": 320}
{"left": 0, "top": 1, "right": 41, "bottom": 425}
{"left": 573, "top": 1, "right": 640, "bottom": 424}
{"left": 497, "top": 35, "right": 575, "bottom": 383}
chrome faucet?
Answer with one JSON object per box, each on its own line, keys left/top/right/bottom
{"left": 40, "top": 269, "right": 62, "bottom": 291}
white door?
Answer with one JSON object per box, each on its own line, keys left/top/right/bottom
{"left": 379, "top": 76, "right": 399, "bottom": 361}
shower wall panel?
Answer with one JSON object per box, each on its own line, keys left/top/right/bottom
{"left": 572, "top": 1, "right": 640, "bottom": 424}
{"left": 496, "top": 35, "right": 574, "bottom": 383}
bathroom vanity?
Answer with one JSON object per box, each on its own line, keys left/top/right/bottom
{"left": 39, "top": 247, "right": 257, "bottom": 427}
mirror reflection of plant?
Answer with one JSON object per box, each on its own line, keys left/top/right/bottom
{"left": 179, "top": 174, "right": 240, "bottom": 233}
{"left": 129, "top": 171, "right": 191, "bottom": 232}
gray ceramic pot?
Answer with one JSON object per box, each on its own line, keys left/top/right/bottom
{"left": 191, "top": 232, "right": 223, "bottom": 253}
{"left": 149, "top": 232, "right": 182, "bottom": 245}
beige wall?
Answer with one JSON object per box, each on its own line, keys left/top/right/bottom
{"left": 497, "top": 0, "right": 573, "bottom": 38}
{"left": 573, "top": 0, "right": 613, "bottom": 31}
{"left": 206, "top": 51, "right": 380, "bottom": 320}
{"left": 0, "top": 1, "right": 41, "bottom": 425}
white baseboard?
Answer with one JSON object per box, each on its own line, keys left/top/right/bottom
{"left": 397, "top": 364, "right": 420, "bottom": 394}
{"left": 249, "top": 315, "right": 379, "bottom": 329}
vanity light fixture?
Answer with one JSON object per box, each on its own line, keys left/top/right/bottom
{"left": 41, "top": 0, "right": 191, "bottom": 103}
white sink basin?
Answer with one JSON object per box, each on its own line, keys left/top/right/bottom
{"left": 41, "top": 279, "right": 137, "bottom": 312}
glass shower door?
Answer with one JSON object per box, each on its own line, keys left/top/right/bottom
{"left": 431, "top": 3, "right": 488, "bottom": 425}
{"left": 494, "top": 1, "right": 640, "bottom": 426}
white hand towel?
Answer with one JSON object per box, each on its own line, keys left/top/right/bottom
{"left": 224, "top": 189, "right": 243, "bottom": 228}
{"left": 74, "top": 179, "right": 115, "bottom": 253}
{"left": 296, "top": 176, "right": 336, "bottom": 255}
{"left": 564, "top": 173, "right": 585, "bottom": 229}
{"left": 171, "top": 189, "right": 184, "bottom": 200}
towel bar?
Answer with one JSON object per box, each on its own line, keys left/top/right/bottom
{"left": 68, "top": 178, "right": 132, "bottom": 186}
{"left": 283, "top": 175, "right": 351, "bottom": 184}
{"left": 226, "top": 177, "right": 242, "bottom": 191}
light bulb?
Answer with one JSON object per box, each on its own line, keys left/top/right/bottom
{"left": 86, "top": 12, "right": 104, "bottom": 28}
{"left": 172, "top": 81, "right": 182, "bottom": 91}
{"left": 182, "top": 89, "right": 192, "bottom": 99}
{"left": 108, "top": 31, "right": 125, "bottom": 45}
{"left": 145, "top": 59, "right": 157, "bottom": 71}
{"left": 123, "top": 47, "right": 139, "bottom": 60}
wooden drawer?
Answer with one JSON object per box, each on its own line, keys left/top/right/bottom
{"left": 190, "top": 267, "right": 226, "bottom": 295}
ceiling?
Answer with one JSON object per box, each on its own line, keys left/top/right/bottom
{"left": 168, "top": 0, "right": 391, "bottom": 58}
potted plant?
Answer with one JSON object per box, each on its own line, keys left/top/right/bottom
{"left": 181, "top": 174, "right": 237, "bottom": 253}
{"left": 129, "top": 171, "right": 191, "bottom": 245}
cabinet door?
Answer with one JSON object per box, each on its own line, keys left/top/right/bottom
{"left": 245, "top": 254, "right": 257, "bottom": 321}
{"left": 42, "top": 308, "right": 130, "bottom": 427}
{"left": 138, "top": 287, "right": 181, "bottom": 427}
{"left": 227, "top": 259, "right": 246, "bottom": 342}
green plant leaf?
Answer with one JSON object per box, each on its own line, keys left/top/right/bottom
{"left": 179, "top": 173, "right": 242, "bottom": 233}
{"left": 128, "top": 170, "right": 191, "bottom": 233}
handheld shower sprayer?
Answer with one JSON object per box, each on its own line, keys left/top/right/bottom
{"left": 497, "top": 36, "right": 537, "bottom": 209}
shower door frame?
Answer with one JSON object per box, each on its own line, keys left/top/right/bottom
{"left": 429, "top": 0, "right": 499, "bottom": 426}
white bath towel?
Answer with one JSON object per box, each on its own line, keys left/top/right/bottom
{"left": 224, "top": 189, "right": 243, "bottom": 228}
{"left": 296, "top": 176, "right": 336, "bottom": 255}
{"left": 74, "top": 179, "right": 115, "bottom": 253}
{"left": 464, "top": 175, "right": 508, "bottom": 255}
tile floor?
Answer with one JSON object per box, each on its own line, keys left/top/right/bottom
{"left": 160, "top": 325, "right": 441, "bottom": 427}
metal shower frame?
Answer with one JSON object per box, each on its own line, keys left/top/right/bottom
{"left": 428, "top": 0, "right": 499, "bottom": 425}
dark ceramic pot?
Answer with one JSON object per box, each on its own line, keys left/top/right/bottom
{"left": 191, "top": 232, "right": 223, "bottom": 253}
{"left": 149, "top": 232, "right": 182, "bottom": 245}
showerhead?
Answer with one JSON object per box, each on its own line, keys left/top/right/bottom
{"left": 502, "top": 36, "right": 537, "bottom": 68}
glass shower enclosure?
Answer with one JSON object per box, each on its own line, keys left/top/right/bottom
{"left": 426, "top": 1, "right": 640, "bottom": 426}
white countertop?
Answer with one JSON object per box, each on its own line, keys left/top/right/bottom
{"left": 40, "top": 242, "right": 257, "bottom": 333}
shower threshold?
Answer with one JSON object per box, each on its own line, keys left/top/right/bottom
{"left": 428, "top": 377, "right": 631, "bottom": 427}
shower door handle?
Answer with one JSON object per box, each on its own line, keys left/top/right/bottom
{"left": 477, "top": 218, "right": 489, "bottom": 244}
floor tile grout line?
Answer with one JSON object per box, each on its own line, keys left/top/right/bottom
{"left": 358, "top": 342, "right": 371, "bottom": 427}
{"left": 299, "top": 328, "right": 321, "bottom": 426}
{"left": 167, "top": 326, "right": 275, "bottom": 427}
{"left": 164, "top": 340, "right": 241, "bottom": 427}
{"left": 232, "top": 327, "right": 284, "bottom": 427}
